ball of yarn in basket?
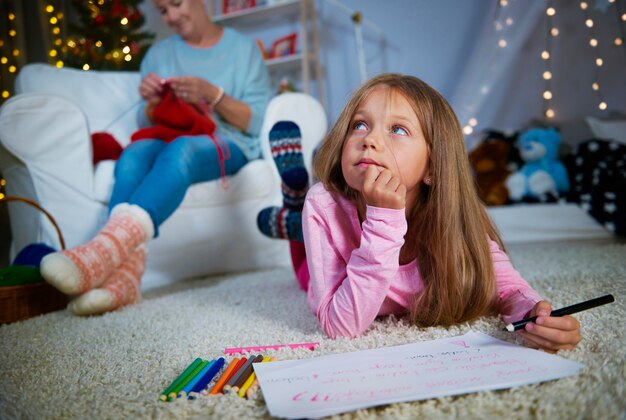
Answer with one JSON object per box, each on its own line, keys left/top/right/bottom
{"left": 13, "top": 243, "right": 56, "bottom": 268}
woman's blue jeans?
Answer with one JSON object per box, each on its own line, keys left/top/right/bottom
{"left": 109, "top": 135, "right": 247, "bottom": 237}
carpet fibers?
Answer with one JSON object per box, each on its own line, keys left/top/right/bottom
{"left": 1, "top": 240, "right": 625, "bottom": 419}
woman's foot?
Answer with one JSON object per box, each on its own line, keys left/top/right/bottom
{"left": 68, "top": 245, "right": 147, "bottom": 316}
{"left": 40, "top": 204, "right": 153, "bottom": 295}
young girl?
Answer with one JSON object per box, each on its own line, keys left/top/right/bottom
{"left": 258, "top": 73, "right": 581, "bottom": 352}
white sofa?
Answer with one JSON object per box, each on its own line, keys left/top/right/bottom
{"left": 0, "top": 63, "right": 327, "bottom": 290}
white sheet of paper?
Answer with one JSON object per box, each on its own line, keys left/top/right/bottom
{"left": 254, "top": 331, "right": 584, "bottom": 419}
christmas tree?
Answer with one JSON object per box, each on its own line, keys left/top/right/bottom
{"left": 63, "top": 0, "right": 154, "bottom": 71}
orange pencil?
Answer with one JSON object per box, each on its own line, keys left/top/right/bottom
{"left": 209, "top": 357, "right": 246, "bottom": 395}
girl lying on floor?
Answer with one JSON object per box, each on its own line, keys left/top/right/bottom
{"left": 257, "top": 73, "right": 581, "bottom": 352}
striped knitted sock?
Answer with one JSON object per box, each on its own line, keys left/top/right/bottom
{"left": 68, "top": 245, "right": 146, "bottom": 316}
{"left": 256, "top": 207, "right": 303, "bottom": 242}
{"left": 41, "top": 204, "right": 153, "bottom": 295}
{"left": 269, "top": 121, "right": 309, "bottom": 209}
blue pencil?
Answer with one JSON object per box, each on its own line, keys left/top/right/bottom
{"left": 188, "top": 357, "right": 226, "bottom": 399}
{"left": 178, "top": 360, "right": 213, "bottom": 399}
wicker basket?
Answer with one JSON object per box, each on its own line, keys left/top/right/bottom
{"left": 0, "top": 195, "right": 68, "bottom": 324}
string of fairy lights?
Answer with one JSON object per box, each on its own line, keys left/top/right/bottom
{"left": 0, "top": 1, "right": 64, "bottom": 102}
{"left": 462, "top": 0, "right": 625, "bottom": 136}
{"left": 542, "top": 3, "right": 556, "bottom": 120}
{"left": 46, "top": 1, "right": 66, "bottom": 69}
{"left": 462, "top": 0, "right": 515, "bottom": 136}
{"left": 580, "top": 1, "right": 611, "bottom": 114}
{"left": 463, "top": 0, "right": 513, "bottom": 136}
{"left": 1, "top": 1, "right": 19, "bottom": 100}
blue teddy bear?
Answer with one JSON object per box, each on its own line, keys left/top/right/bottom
{"left": 506, "top": 127, "right": 570, "bottom": 202}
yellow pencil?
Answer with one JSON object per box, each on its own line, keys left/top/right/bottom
{"left": 237, "top": 372, "right": 256, "bottom": 397}
{"left": 245, "top": 381, "right": 259, "bottom": 399}
{"left": 240, "top": 355, "right": 271, "bottom": 398}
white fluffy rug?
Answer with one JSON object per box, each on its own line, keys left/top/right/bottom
{"left": 1, "top": 240, "right": 625, "bottom": 419}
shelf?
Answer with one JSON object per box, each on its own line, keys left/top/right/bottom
{"left": 265, "top": 53, "right": 302, "bottom": 72}
{"left": 208, "top": 0, "right": 323, "bottom": 104}
{"left": 213, "top": 0, "right": 301, "bottom": 26}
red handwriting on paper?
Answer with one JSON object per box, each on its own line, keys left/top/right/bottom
{"left": 411, "top": 359, "right": 446, "bottom": 368}
{"left": 369, "top": 363, "right": 404, "bottom": 370}
{"left": 265, "top": 375, "right": 313, "bottom": 385}
{"left": 450, "top": 340, "right": 470, "bottom": 348}
{"left": 277, "top": 346, "right": 554, "bottom": 406}
{"left": 330, "top": 368, "right": 361, "bottom": 375}
{"left": 454, "top": 359, "right": 526, "bottom": 372}
{"left": 424, "top": 375, "right": 483, "bottom": 389}
{"left": 496, "top": 366, "right": 547, "bottom": 378}
{"left": 291, "top": 386, "right": 414, "bottom": 403}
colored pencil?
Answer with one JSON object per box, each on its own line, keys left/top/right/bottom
{"left": 237, "top": 371, "right": 257, "bottom": 398}
{"left": 245, "top": 356, "right": 275, "bottom": 399}
{"left": 245, "top": 381, "right": 259, "bottom": 399}
{"left": 168, "top": 359, "right": 207, "bottom": 401}
{"left": 503, "top": 294, "right": 615, "bottom": 332}
{"left": 188, "top": 357, "right": 225, "bottom": 399}
{"left": 209, "top": 357, "right": 244, "bottom": 395}
{"left": 159, "top": 357, "right": 202, "bottom": 402}
{"left": 238, "top": 355, "right": 271, "bottom": 398}
{"left": 178, "top": 360, "right": 211, "bottom": 399}
{"left": 223, "top": 355, "right": 263, "bottom": 394}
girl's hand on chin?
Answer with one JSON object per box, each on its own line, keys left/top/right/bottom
{"left": 362, "top": 165, "right": 406, "bottom": 210}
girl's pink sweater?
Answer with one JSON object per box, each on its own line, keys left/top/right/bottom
{"left": 302, "top": 182, "right": 543, "bottom": 339}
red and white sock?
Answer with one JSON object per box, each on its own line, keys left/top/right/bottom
{"left": 68, "top": 244, "right": 147, "bottom": 316}
{"left": 41, "top": 204, "right": 154, "bottom": 295}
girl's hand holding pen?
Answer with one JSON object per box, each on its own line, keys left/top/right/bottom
{"left": 518, "top": 300, "right": 581, "bottom": 353}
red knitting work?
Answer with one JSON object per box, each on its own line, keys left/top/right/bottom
{"left": 131, "top": 83, "right": 230, "bottom": 181}
{"left": 91, "top": 132, "right": 124, "bottom": 165}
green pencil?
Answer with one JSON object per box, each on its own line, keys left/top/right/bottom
{"left": 168, "top": 359, "right": 208, "bottom": 401}
{"left": 159, "top": 358, "right": 202, "bottom": 402}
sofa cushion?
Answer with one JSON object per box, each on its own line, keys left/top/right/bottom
{"left": 93, "top": 158, "right": 278, "bottom": 206}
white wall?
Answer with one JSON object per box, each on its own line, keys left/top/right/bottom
{"left": 140, "top": 0, "right": 626, "bottom": 137}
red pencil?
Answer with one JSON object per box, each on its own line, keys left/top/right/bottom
{"left": 209, "top": 357, "right": 246, "bottom": 395}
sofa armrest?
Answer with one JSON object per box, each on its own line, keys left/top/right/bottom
{"left": 15, "top": 63, "right": 142, "bottom": 145}
{"left": 0, "top": 93, "right": 95, "bottom": 198}
{"left": 0, "top": 93, "right": 107, "bottom": 253}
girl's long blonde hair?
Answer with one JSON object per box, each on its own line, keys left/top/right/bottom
{"left": 314, "top": 73, "right": 505, "bottom": 327}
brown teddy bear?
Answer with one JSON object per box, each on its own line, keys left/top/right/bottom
{"left": 468, "top": 131, "right": 513, "bottom": 206}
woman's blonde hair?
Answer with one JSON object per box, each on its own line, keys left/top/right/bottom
{"left": 314, "top": 73, "right": 505, "bottom": 327}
